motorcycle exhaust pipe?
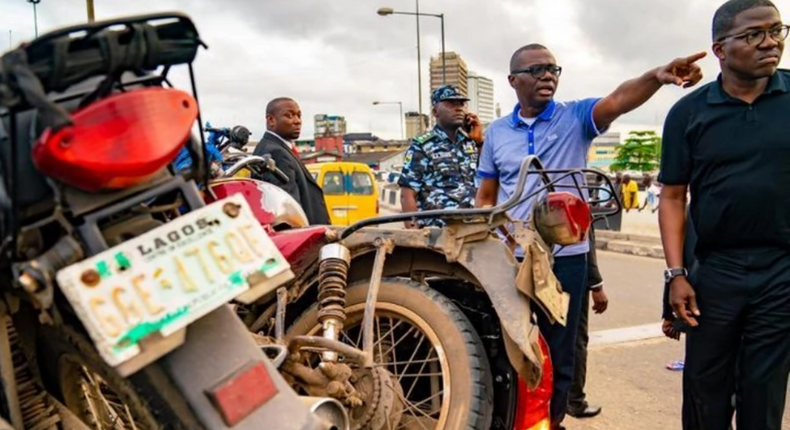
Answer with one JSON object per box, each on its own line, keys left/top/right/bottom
{"left": 300, "top": 397, "right": 350, "bottom": 430}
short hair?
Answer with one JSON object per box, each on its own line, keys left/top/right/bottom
{"left": 266, "top": 97, "right": 295, "bottom": 116}
{"left": 712, "top": 0, "right": 778, "bottom": 40}
{"left": 509, "top": 43, "right": 549, "bottom": 72}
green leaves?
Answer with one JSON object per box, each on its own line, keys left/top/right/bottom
{"left": 610, "top": 130, "right": 661, "bottom": 173}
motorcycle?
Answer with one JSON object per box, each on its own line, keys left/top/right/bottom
{"left": 0, "top": 13, "right": 347, "bottom": 430}
{"left": 210, "top": 153, "right": 621, "bottom": 428}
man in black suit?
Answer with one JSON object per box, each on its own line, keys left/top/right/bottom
{"left": 253, "top": 97, "right": 330, "bottom": 225}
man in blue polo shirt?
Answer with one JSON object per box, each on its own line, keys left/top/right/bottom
{"left": 476, "top": 43, "right": 705, "bottom": 429}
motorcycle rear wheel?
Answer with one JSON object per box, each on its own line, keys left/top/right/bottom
{"left": 37, "top": 324, "right": 160, "bottom": 430}
{"left": 287, "top": 277, "right": 494, "bottom": 430}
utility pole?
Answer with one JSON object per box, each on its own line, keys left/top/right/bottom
{"left": 27, "top": 0, "right": 41, "bottom": 38}
{"left": 415, "top": 0, "right": 423, "bottom": 134}
{"left": 87, "top": 0, "right": 95, "bottom": 23}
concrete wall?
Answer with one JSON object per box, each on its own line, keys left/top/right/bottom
{"left": 378, "top": 183, "right": 402, "bottom": 211}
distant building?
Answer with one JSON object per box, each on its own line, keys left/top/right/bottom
{"left": 404, "top": 111, "right": 429, "bottom": 139}
{"left": 295, "top": 139, "right": 315, "bottom": 153}
{"left": 353, "top": 141, "right": 409, "bottom": 154}
{"left": 587, "top": 131, "right": 621, "bottom": 171}
{"left": 315, "top": 136, "right": 344, "bottom": 153}
{"left": 314, "top": 114, "right": 347, "bottom": 138}
{"left": 430, "top": 51, "right": 468, "bottom": 96}
{"left": 467, "top": 71, "right": 495, "bottom": 125}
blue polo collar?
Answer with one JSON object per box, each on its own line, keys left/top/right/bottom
{"left": 510, "top": 100, "right": 556, "bottom": 127}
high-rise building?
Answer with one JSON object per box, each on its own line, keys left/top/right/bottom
{"left": 314, "top": 115, "right": 347, "bottom": 153}
{"left": 467, "top": 71, "right": 495, "bottom": 125}
{"left": 430, "top": 51, "right": 468, "bottom": 96}
{"left": 404, "top": 111, "right": 429, "bottom": 139}
{"left": 314, "top": 114, "right": 347, "bottom": 138}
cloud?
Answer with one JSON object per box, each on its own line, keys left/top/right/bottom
{"left": 2, "top": 0, "right": 790, "bottom": 140}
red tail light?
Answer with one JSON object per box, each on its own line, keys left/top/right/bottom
{"left": 534, "top": 191, "right": 592, "bottom": 246}
{"left": 32, "top": 88, "right": 198, "bottom": 192}
{"left": 206, "top": 361, "right": 279, "bottom": 426}
{"left": 513, "top": 335, "right": 553, "bottom": 430}
{"left": 375, "top": 199, "right": 380, "bottom": 214}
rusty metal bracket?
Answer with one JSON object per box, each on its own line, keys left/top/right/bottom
{"left": 512, "top": 221, "right": 569, "bottom": 326}
{"left": 441, "top": 220, "right": 499, "bottom": 263}
{"left": 275, "top": 287, "right": 287, "bottom": 343}
{"left": 361, "top": 238, "right": 394, "bottom": 368}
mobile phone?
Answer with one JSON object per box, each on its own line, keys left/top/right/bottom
{"left": 463, "top": 114, "right": 473, "bottom": 132}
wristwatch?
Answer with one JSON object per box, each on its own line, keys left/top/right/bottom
{"left": 664, "top": 267, "right": 688, "bottom": 284}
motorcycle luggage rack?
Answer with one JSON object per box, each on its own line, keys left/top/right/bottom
{"left": 339, "top": 156, "right": 622, "bottom": 239}
{"left": 0, "top": 12, "right": 213, "bottom": 253}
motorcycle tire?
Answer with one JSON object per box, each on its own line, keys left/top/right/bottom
{"left": 287, "top": 277, "right": 494, "bottom": 430}
{"left": 36, "top": 324, "right": 161, "bottom": 430}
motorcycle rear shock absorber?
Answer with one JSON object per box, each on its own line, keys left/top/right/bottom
{"left": 316, "top": 244, "right": 351, "bottom": 362}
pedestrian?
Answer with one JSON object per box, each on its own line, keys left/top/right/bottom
{"left": 606, "top": 172, "right": 624, "bottom": 208}
{"left": 568, "top": 226, "right": 608, "bottom": 419}
{"left": 476, "top": 43, "right": 704, "bottom": 429}
{"left": 621, "top": 174, "right": 640, "bottom": 212}
{"left": 397, "top": 85, "right": 483, "bottom": 228}
{"left": 639, "top": 175, "right": 661, "bottom": 213}
{"left": 658, "top": 1, "right": 790, "bottom": 429}
{"left": 253, "top": 97, "right": 330, "bottom": 225}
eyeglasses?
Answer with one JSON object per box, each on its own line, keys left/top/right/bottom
{"left": 718, "top": 24, "right": 790, "bottom": 46}
{"left": 510, "top": 64, "right": 563, "bottom": 79}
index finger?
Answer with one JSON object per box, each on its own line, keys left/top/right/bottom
{"left": 683, "top": 51, "right": 708, "bottom": 64}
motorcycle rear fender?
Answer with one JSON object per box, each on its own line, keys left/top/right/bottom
{"left": 148, "top": 306, "right": 330, "bottom": 429}
{"left": 340, "top": 225, "right": 558, "bottom": 388}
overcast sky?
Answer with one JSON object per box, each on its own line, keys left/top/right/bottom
{"left": 2, "top": 0, "right": 790, "bottom": 140}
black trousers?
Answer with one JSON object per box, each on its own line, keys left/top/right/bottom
{"left": 683, "top": 248, "right": 790, "bottom": 430}
{"left": 536, "top": 254, "right": 588, "bottom": 425}
{"left": 568, "top": 289, "right": 590, "bottom": 409}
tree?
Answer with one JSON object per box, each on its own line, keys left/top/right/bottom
{"left": 609, "top": 130, "right": 662, "bottom": 172}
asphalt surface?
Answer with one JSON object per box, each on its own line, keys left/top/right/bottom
{"left": 566, "top": 251, "right": 790, "bottom": 430}
{"left": 375, "top": 209, "right": 790, "bottom": 428}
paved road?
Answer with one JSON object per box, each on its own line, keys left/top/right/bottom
{"left": 567, "top": 251, "right": 790, "bottom": 430}
{"left": 375, "top": 208, "right": 790, "bottom": 428}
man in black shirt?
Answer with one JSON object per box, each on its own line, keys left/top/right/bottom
{"left": 659, "top": 1, "right": 790, "bottom": 429}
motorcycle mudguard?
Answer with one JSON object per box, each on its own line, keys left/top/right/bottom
{"left": 153, "top": 306, "right": 329, "bottom": 429}
{"left": 341, "top": 226, "right": 566, "bottom": 389}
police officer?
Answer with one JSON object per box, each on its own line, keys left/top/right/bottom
{"left": 398, "top": 85, "right": 483, "bottom": 228}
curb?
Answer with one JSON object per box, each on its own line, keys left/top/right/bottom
{"left": 376, "top": 183, "right": 665, "bottom": 260}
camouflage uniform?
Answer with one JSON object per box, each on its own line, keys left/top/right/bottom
{"left": 397, "top": 126, "right": 479, "bottom": 227}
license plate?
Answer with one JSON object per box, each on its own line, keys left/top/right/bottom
{"left": 56, "top": 194, "right": 290, "bottom": 367}
{"left": 332, "top": 208, "right": 348, "bottom": 218}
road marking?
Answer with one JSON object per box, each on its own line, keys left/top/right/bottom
{"left": 589, "top": 323, "right": 664, "bottom": 347}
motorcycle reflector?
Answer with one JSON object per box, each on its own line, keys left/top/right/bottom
{"left": 533, "top": 191, "right": 592, "bottom": 246}
{"left": 206, "top": 360, "right": 279, "bottom": 426}
{"left": 514, "top": 335, "right": 553, "bottom": 430}
{"left": 32, "top": 88, "right": 198, "bottom": 193}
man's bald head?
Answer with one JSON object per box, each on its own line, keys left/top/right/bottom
{"left": 266, "top": 97, "right": 296, "bottom": 116}
{"left": 265, "top": 97, "right": 302, "bottom": 140}
{"left": 509, "top": 43, "right": 549, "bottom": 72}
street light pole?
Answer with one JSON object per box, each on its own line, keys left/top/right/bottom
{"left": 87, "top": 0, "right": 96, "bottom": 22}
{"left": 439, "top": 14, "right": 445, "bottom": 84}
{"left": 27, "top": 0, "right": 41, "bottom": 38}
{"left": 414, "top": 0, "right": 423, "bottom": 133}
{"left": 378, "top": 3, "right": 446, "bottom": 133}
